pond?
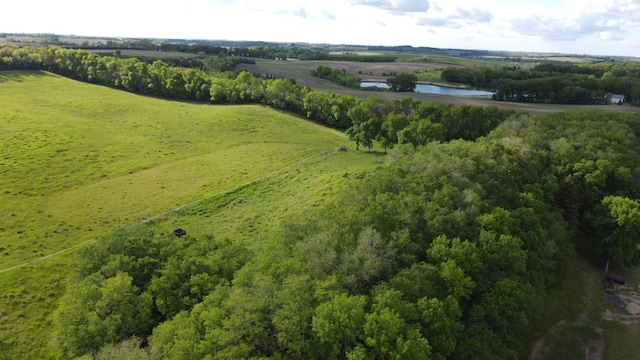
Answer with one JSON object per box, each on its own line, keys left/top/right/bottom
{"left": 360, "top": 81, "right": 495, "bottom": 96}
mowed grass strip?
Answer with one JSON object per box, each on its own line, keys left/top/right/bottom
{"left": 0, "top": 70, "right": 347, "bottom": 270}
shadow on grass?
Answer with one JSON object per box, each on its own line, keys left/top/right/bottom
{"left": 529, "top": 320, "right": 603, "bottom": 360}
{"left": 0, "top": 70, "right": 46, "bottom": 83}
{"left": 522, "top": 230, "right": 608, "bottom": 359}
{"left": 356, "top": 149, "right": 388, "bottom": 156}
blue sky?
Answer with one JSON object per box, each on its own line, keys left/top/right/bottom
{"left": 2, "top": 0, "right": 639, "bottom": 57}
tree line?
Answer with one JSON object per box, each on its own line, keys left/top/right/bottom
{"left": 441, "top": 62, "right": 640, "bottom": 105}
{"left": 311, "top": 65, "right": 362, "bottom": 89}
{"left": 0, "top": 45, "right": 516, "bottom": 152}
{"left": 310, "top": 66, "right": 419, "bottom": 95}
{"left": 52, "top": 110, "right": 640, "bottom": 359}
{"left": 75, "top": 40, "right": 401, "bottom": 62}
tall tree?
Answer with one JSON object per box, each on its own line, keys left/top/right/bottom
{"left": 346, "top": 103, "right": 381, "bottom": 151}
{"left": 312, "top": 294, "right": 367, "bottom": 359}
{"left": 387, "top": 73, "right": 418, "bottom": 92}
{"left": 590, "top": 196, "right": 640, "bottom": 265}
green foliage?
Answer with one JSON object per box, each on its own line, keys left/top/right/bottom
{"left": 312, "top": 294, "right": 367, "bottom": 358}
{"left": 54, "top": 228, "right": 250, "bottom": 357}
{"left": 346, "top": 102, "right": 381, "bottom": 151}
{"left": 386, "top": 73, "right": 418, "bottom": 92}
{"left": 311, "top": 65, "right": 362, "bottom": 89}
{"left": 441, "top": 62, "right": 640, "bottom": 104}
{"left": 1, "top": 45, "right": 516, "bottom": 150}
{"left": 397, "top": 118, "right": 444, "bottom": 148}
{"left": 4, "top": 48, "right": 640, "bottom": 358}
{"left": 418, "top": 296, "right": 463, "bottom": 360}
{"left": 54, "top": 272, "right": 154, "bottom": 357}
{"left": 94, "top": 337, "right": 154, "bottom": 360}
{"left": 356, "top": 289, "right": 433, "bottom": 359}
{"left": 50, "top": 108, "right": 640, "bottom": 359}
{"left": 588, "top": 196, "right": 640, "bottom": 265}
{"left": 148, "top": 235, "right": 250, "bottom": 318}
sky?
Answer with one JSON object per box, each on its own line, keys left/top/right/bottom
{"left": 2, "top": 0, "right": 640, "bottom": 57}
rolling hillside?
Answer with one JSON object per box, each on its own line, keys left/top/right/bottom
{"left": 0, "top": 71, "right": 383, "bottom": 358}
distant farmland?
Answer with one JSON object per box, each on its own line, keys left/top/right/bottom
{"left": 238, "top": 59, "right": 640, "bottom": 115}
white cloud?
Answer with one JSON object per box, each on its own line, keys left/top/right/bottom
{"left": 492, "top": 0, "right": 638, "bottom": 54}
{"left": 292, "top": 7, "right": 310, "bottom": 19}
{"left": 349, "top": 0, "right": 430, "bottom": 13}
{"left": 415, "top": 3, "right": 493, "bottom": 30}
{"left": 0, "top": 0, "right": 638, "bottom": 56}
{"left": 456, "top": 8, "right": 493, "bottom": 23}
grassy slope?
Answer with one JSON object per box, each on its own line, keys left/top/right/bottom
{"left": 0, "top": 71, "right": 383, "bottom": 358}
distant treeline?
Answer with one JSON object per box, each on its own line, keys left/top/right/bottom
{"left": 164, "top": 44, "right": 400, "bottom": 62}
{"left": 78, "top": 39, "right": 401, "bottom": 62}
{"left": 441, "top": 63, "right": 640, "bottom": 105}
{"left": 1, "top": 45, "right": 515, "bottom": 150}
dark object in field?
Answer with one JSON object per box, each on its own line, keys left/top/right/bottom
{"left": 603, "top": 292, "right": 626, "bottom": 307}
{"left": 605, "top": 272, "right": 625, "bottom": 285}
{"left": 339, "top": 146, "right": 348, "bottom": 152}
{"left": 173, "top": 228, "right": 187, "bottom": 237}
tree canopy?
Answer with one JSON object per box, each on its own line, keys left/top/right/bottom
{"left": 387, "top": 73, "right": 418, "bottom": 92}
{"left": 441, "top": 62, "right": 640, "bottom": 105}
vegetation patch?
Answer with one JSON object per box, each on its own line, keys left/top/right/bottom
{"left": 2, "top": 42, "right": 640, "bottom": 359}
{"left": 0, "top": 71, "right": 382, "bottom": 358}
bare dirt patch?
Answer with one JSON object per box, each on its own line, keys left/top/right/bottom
{"left": 528, "top": 265, "right": 640, "bottom": 360}
{"left": 625, "top": 302, "right": 640, "bottom": 315}
{"left": 601, "top": 278, "right": 640, "bottom": 323}
{"left": 528, "top": 316, "right": 605, "bottom": 360}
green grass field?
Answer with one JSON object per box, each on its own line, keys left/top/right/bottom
{"left": 0, "top": 71, "right": 383, "bottom": 358}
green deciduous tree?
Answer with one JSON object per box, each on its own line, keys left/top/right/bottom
{"left": 397, "top": 118, "right": 445, "bottom": 149}
{"left": 417, "top": 296, "right": 463, "bottom": 360}
{"left": 312, "top": 294, "right": 367, "bottom": 359}
{"left": 387, "top": 73, "right": 418, "bottom": 92}
{"left": 94, "top": 337, "right": 153, "bottom": 360}
{"left": 346, "top": 103, "right": 381, "bottom": 151}
{"left": 55, "top": 273, "right": 154, "bottom": 357}
{"left": 589, "top": 196, "right": 640, "bottom": 265}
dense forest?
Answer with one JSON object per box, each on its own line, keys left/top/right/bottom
{"left": 2, "top": 44, "right": 640, "bottom": 359}
{"left": 441, "top": 63, "right": 640, "bottom": 105}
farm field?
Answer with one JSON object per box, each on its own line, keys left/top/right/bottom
{"left": 0, "top": 71, "right": 384, "bottom": 358}
{"left": 240, "top": 59, "right": 640, "bottom": 116}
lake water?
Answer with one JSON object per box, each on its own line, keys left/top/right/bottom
{"left": 360, "top": 82, "right": 495, "bottom": 96}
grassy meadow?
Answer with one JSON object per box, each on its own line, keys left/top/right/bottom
{"left": 0, "top": 71, "right": 383, "bottom": 357}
